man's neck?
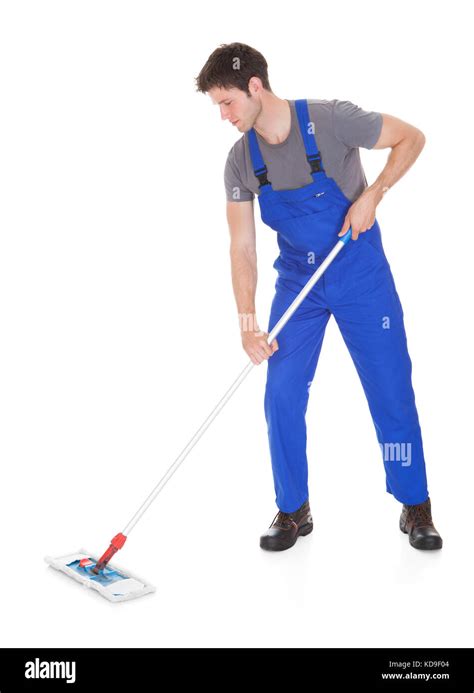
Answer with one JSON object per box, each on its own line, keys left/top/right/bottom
{"left": 253, "top": 94, "right": 291, "bottom": 145}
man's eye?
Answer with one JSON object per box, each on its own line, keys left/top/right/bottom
{"left": 224, "top": 101, "right": 231, "bottom": 106}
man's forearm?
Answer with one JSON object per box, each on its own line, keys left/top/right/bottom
{"left": 366, "top": 132, "right": 426, "bottom": 205}
{"left": 230, "top": 245, "right": 259, "bottom": 331}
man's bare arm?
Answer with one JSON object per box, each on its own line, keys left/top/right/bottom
{"left": 226, "top": 200, "right": 278, "bottom": 365}
{"left": 226, "top": 199, "right": 258, "bottom": 319}
{"left": 338, "top": 114, "right": 426, "bottom": 240}
{"left": 367, "top": 113, "right": 426, "bottom": 200}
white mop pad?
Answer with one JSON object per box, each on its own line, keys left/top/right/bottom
{"left": 45, "top": 549, "right": 155, "bottom": 603}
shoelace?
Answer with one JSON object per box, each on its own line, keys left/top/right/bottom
{"left": 407, "top": 502, "right": 433, "bottom": 527}
{"left": 270, "top": 510, "right": 297, "bottom": 529}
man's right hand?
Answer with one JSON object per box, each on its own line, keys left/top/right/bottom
{"left": 241, "top": 329, "right": 279, "bottom": 365}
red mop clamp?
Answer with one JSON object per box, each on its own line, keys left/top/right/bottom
{"left": 92, "top": 532, "right": 127, "bottom": 574}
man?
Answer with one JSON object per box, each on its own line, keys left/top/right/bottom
{"left": 195, "top": 42, "right": 442, "bottom": 552}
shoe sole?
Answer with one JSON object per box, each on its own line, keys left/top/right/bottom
{"left": 400, "top": 524, "right": 443, "bottom": 550}
{"left": 260, "top": 522, "right": 313, "bottom": 552}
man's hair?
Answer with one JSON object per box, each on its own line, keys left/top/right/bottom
{"left": 195, "top": 42, "right": 271, "bottom": 95}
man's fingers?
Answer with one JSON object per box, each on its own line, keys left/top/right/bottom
{"left": 259, "top": 338, "right": 279, "bottom": 359}
{"left": 338, "top": 217, "right": 351, "bottom": 237}
{"left": 253, "top": 347, "right": 272, "bottom": 363}
{"left": 244, "top": 333, "right": 279, "bottom": 365}
{"left": 260, "top": 334, "right": 279, "bottom": 356}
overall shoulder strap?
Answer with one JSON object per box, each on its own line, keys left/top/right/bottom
{"left": 246, "top": 129, "right": 272, "bottom": 189}
{"left": 295, "top": 99, "right": 325, "bottom": 174}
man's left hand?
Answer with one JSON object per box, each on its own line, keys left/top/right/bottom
{"left": 337, "top": 188, "right": 381, "bottom": 241}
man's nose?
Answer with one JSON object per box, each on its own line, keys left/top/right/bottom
{"left": 220, "top": 108, "right": 229, "bottom": 121}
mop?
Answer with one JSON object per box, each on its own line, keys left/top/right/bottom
{"left": 45, "top": 229, "right": 353, "bottom": 602}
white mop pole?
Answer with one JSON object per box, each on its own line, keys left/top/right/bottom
{"left": 121, "top": 229, "right": 353, "bottom": 537}
{"left": 94, "top": 229, "right": 352, "bottom": 570}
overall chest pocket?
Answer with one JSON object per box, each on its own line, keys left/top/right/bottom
{"left": 261, "top": 191, "right": 336, "bottom": 225}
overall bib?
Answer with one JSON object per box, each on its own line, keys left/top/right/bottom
{"left": 247, "top": 99, "right": 429, "bottom": 512}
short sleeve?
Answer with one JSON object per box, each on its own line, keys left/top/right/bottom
{"left": 224, "top": 147, "right": 254, "bottom": 202}
{"left": 332, "top": 100, "right": 383, "bottom": 149}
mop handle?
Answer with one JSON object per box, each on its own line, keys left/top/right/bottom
{"left": 117, "top": 228, "right": 353, "bottom": 538}
{"left": 266, "top": 229, "right": 352, "bottom": 344}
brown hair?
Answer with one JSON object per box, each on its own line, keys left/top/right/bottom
{"left": 195, "top": 42, "right": 272, "bottom": 95}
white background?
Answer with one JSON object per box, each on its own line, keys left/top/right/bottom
{"left": 0, "top": 0, "right": 472, "bottom": 648}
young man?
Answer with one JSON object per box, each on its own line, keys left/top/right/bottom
{"left": 195, "top": 43, "right": 442, "bottom": 552}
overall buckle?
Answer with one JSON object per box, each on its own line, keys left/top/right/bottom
{"left": 255, "top": 166, "right": 271, "bottom": 188}
{"left": 307, "top": 154, "right": 324, "bottom": 174}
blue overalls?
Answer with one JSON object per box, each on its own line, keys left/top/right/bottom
{"left": 247, "top": 99, "right": 429, "bottom": 512}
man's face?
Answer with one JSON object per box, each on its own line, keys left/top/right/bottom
{"left": 209, "top": 86, "right": 261, "bottom": 133}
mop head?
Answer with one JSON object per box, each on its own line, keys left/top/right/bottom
{"left": 44, "top": 549, "right": 155, "bottom": 603}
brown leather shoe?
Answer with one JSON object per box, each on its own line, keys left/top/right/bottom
{"left": 260, "top": 499, "right": 313, "bottom": 551}
{"left": 399, "top": 497, "right": 443, "bottom": 550}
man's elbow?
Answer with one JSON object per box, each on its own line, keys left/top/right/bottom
{"left": 402, "top": 128, "right": 426, "bottom": 156}
{"left": 415, "top": 129, "right": 426, "bottom": 150}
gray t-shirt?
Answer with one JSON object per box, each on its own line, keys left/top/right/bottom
{"left": 224, "top": 98, "right": 383, "bottom": 204}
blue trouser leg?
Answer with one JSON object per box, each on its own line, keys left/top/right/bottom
{"left": 264, "top": 277, "right": 331, "bottom": 513}
{"left": 329, "top": 240, "right": 429, "bottom": 505}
